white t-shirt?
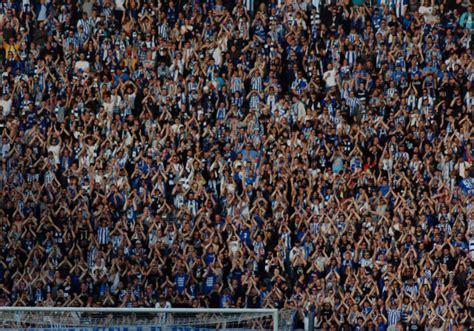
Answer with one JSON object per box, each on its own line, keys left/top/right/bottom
{"left": 103, "top": 101, "right": 114, "bottom": 115}
{"left": 0, "top": 98, "right": 12, "bottom": 116}
{"left": 418, "top": 5, "right": 436, "bottom": 24}
{"left": 155, "top": 301, "right": 172, "bottom": 309}
{"left": 323, "top": 68, "right": 337, "bottom": 88}
{"left": 111, "top": 94, "right": 122, "bottom": 109}
{"left": 48, "top": 144, "right": 61, "bottom": 164}
{"left": 229, "top": 240, "right": 240, "bottom": 255}
{"left": 155, "top": 301, "right": 172, "bottom": 324}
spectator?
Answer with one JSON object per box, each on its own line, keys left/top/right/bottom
{"left": 0, "top": 0, "right": 473, "bottom": 330}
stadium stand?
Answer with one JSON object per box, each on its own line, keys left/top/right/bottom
{"left": 0, "top": 0, "right": 473, "bottom": 329}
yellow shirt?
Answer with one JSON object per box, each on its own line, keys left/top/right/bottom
{"left": 3, "top": 42, "right": 19, "bottom": 60}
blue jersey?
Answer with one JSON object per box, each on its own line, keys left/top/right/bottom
{"left": 126, "top": 206, "right": 136, "bottom": 224}
{"left": 204, "top": 252, "right": 215, "bottom": 265}
{"left": 175, "top": 273, "right": 188, "bottom": 294}
{"left": 203, "top": 273, "right": 216, "bottom": 294}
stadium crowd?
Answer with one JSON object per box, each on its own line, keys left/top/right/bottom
{"left": 0, "top": 0, "right": 473, "bottom": 329}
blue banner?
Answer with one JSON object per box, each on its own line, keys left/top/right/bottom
{"left": 460, "top": 177, "right": 474, "bottom": 195}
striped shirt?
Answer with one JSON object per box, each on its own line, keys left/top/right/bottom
{"left": 97, "top": 226, "right": 110, "bottom": 245}
{"left": 87, "top": 246, "right": 98, "bottom": 268}
{"left": 249, "top": 94, "right": 260, "bottom": 109}
{"left": 77, "top": 19, "right": 93, "bottom": 37}
{"left": 186, "top": 199, "right": 199, "bottom": 216}
{"left": 187, "top": 81, "right": 198, "bottom": 92}
{"left": 346, "top": 50, "right": 357, "bottom": 67}
{"left": 291, "top": 78, "right": 308, "bottom": 94}
{"left": 157, "top": 23, "right": 169, "bottom": 39}
{"left": 387, "top": 308, "right": 401, "bottom": 326}
{"left": 251, "top": 76, "right": 263, "bottom": 92}
{"left": 216, "top": 107, "right": 226, "bottom": 120}
{"left": 231, "top": 95, "right": 244, "bottom": 110}
{"left": 64, "top": 36, "right": 79, "bottom": 50}
{"left": 347, "top": 97, "right": 360, "bottom": 115}
{"left": 266, "top": 94, "right": 277, "bottom": 111}
{"left": 230, "top": 77, "right": 243, "bottom": 93}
